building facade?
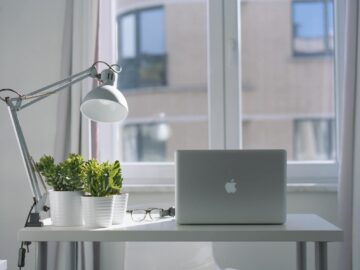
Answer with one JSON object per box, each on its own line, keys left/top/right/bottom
{"left": 115, "top": 0, "right": 335, "bottom": 162}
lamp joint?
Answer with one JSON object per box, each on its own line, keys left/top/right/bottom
{"left": 100, "top": 69, "right": 117, "bottom": 86}
{"left": 25, "top": 213, "right": 43, "bottom": 227}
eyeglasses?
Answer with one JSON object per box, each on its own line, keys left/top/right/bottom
{"left": 127, "top": 207, "right": 175, "bottom": 222}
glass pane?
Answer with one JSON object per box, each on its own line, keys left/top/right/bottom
{"left": 327, "top": 2, "right": 334, "bottom": 50}
{"left": 118, "top": 7, "right": 166, "bottom": 89}
{"left": 294, "top": 119, "right": 335, "bottom": 160}
{"left": 120, "top": 14, "right": 136, "bottom": 58}
{"left": 293, "top": 1, "right": 327, "bottom": 54}
{"left": 140, "top": 8, "right": 165, "bottom": 54}
{"left": 123, "top": 123, "right": 167, "bottom": 162}
{"left": 115, "top": 1, "right": 208, "bottom": 162}
{"left": 241, "top": 0, "right": 335, "bottom": 161}
{"left": 293, "top": 2, "right": 324, "bottom": 38}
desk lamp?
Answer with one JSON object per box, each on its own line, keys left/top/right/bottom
{"left": 0, "top": 61, "right": 128, "bottom": 227}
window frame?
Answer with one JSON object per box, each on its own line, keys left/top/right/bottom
{"left": 122, "top": 122, "right": 168, "bottom": 162}
{"left": 108, "top": 0, "right": 339, "bottom": 186}
{"left": 291, "top": 0, "right": 334, "bottom": 57}
{"left": 293, "top": 117, "right": 336, "bottom": 161}
{"left": 117, "top": 5, "right": 167, "bottom": 90}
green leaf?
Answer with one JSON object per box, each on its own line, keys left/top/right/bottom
{"left": 81, "top": 159, "right": 124, "bottom": 197}
{"left": 36, "top": 153, "right": 85, "bottom": 191}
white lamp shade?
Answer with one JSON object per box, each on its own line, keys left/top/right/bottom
{"left": 80, "top": 84, "right": 128, "bottom": 123}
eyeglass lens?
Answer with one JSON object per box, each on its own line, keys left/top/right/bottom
{"left": 131, "top": 209, "right": 147, "bottom": 222}
{"left": 149, "top": 209, "right": 162, "bottom": 220}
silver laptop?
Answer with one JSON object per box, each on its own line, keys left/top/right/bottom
{"left": 175, "top": 150, "right": 286, "bottom": 224}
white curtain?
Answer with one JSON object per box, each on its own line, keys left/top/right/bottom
{"left": 54, "top": 0, "right": 98, "bottom": 161}
{"left": 50, "top": 0, "right": 99, "bottom": 269}
{"left": 338, "top": 0, "right": 360, "bottom": 269}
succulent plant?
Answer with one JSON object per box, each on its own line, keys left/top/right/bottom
{"left": 82, "top": 159, "right": 123, "bottom": 197}
{"left": 36, "top": 154, "right": 85, "bottom": 191}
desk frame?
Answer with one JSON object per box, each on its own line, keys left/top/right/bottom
{"left": 19, "top": 214, "right": 342, "bottom": 270}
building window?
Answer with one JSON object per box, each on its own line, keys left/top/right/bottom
{"left": 98, "top": 1, "right": 338, "bottom": 184}
{"left": 294, "top": 119, "right": 335, "bottom": 161}
{"left": 123, "top": 123, "right": 170, "bottom": 162}
{"left": 292, "top": 0, "right": 334, "bottom": 56}
{"left": 117, "top": 7, "right": 166, "bottom": 90}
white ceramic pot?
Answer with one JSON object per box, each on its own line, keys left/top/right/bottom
{"left": 48, "top": 190, "right": 82, "bottom": 226}
{"left": 112, "top": 193, "right": 129, "bottom": 225}
{"left": 81, "top": 196, "right": 114, "bottom": 227}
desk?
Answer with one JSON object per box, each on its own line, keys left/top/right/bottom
{"left": 18, "top": 214, "right": 343, "bottom": 270}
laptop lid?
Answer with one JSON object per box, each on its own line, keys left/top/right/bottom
{"left": 175, "top": 150, "right": 286, "bottom": 224}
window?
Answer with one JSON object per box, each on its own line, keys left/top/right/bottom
{"left": 113, "top": 1, "right": 209, "bottom": 164}
{"left": 117, "top": 7, "right": 166, "bottom": 89}
{"left": 292, "top": 0, "right": 334, "bottom": 56}
{"left": 294, "top": 119, "right": 335, "bottom": 160}
{"left": 123, "top": 123, "right": 168, "bottom": 162}
{"left": 240, "top": 0, "right": 336, "bottom": 163}
{"left": 99, "top": 0, "right": 338, "bottom": 185}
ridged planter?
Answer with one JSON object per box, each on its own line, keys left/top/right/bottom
{"left": 49, "top": 190, "right": 82, "bottom": 226}
{"left": 81, "top": 196, "right": 114, "bottom": 228}
{"left": 112, "top": 193, "right": 129, "bottom": 225}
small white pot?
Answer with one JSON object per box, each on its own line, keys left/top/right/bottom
{"left": 81, "top": 196, "right": 114, "bottom": 227}
{"left": 49, "top": 190, "right": 82, "bottom": 226}
{"left": 112, "top": 193, "right": 129, "bottom": 225}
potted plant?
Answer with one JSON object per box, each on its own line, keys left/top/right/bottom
{"left": 106, "top": 160, "right": 128, "bottom": 225}
{"left": 36, "top": 154, "right": 84, "bottom": 226}
{"left": 81, "top": 159, "right": 122, "bottom": 227}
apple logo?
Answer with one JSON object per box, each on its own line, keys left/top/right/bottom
{"left": 225, "top": 179, "right": 237, "bottom": 194}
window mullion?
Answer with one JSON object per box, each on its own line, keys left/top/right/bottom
{"left": 208, "top": 0, "right": 241, "bottom": 150}
{"left": 224, "top": 0, "right": 241, "bottom": 149}
{"left": 208, "top": 0, "right": 226, "bottom": 149}
{"left": 323, "top": 0, "right": 330, "bottom": 53}
{"left": 334, "top": 0, "right": 345, "bottom": 160}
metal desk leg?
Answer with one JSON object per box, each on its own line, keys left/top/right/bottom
{"left": 297, "top": 242, "right": 307, "bottom": 270}
{"left": 315, "top": 242, "right": 327, "bottom": 270}
{"left": 69, "top": 242, "right": 79, "bottom": 270}
{"left": 35, "top": 242, "right": 47, "bottom": 270}
{"left": 35, "top": 242, "right": 79, "bottom": 270}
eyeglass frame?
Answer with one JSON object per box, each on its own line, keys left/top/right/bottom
{"left": 127, "top": 207, "right": 175, "bottom": 222}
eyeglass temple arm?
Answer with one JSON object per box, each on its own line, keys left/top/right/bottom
{"left": 161, "top": 207, "right": 175, "bottom": 217}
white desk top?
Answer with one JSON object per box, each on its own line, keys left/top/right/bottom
{"left": 18, "top": 214, "right": 343, "bottom": 242}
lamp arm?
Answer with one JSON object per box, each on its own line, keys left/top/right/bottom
{"left": 12, "top": 67, "right": 98, "bottom": 111}
{"left": 7, "top": 104, "right": 44, "bottom": 211}
{"left": 4, "top": 66, "right": 99, "bottom": 215}
{"left": 0, "top": 61, "right": 122, "bottom": 225}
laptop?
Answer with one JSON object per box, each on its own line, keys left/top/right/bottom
{"left": 175, "top": 150, "right": 286, "bottom": 225}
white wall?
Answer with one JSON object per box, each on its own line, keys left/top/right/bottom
{"left": 0, "top": 1, "right": 341, "bottom": 270}
{"left": 0, "top": 0, "right": 66, "bottom": 268}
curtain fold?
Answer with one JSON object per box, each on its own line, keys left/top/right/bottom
{"left": 54, "top": 0, "right": 98, "bottom": 162}
{"left": 50, "top": 0, "right": 99, "bottom": 269}
{"left": 338, "top": 0, "right": 360, "bottom": 269}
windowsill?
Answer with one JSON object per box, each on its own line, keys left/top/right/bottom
{"left": 122, "top": 184, "right": 175, "bottom": 193}
{"left": 287, "top": 54, "right": 334, "bottom": 63}
{"left": 122, "top": 84, "right": 207, "bottom": 95}
{"left": 287, "top": 183, "right": 337, "bottom": 192}
{"left": 122, "top": 183, "right": 338, "bottom": 193}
